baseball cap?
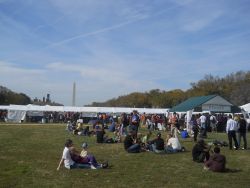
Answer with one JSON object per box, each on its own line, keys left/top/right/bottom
{"left": 82, "top": 142, "right": 88, "bottom": 148}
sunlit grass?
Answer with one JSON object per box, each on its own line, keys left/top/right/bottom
{"left": 0, "top": 123, "right": 250, "bottom": 188}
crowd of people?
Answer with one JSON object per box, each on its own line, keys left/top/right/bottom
{"left": 57, "top": 110, "right": 248, "bottom": 172}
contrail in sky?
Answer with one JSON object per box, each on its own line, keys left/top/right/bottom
{"left": 44, "top": 2, "right": 188, "bottom": 49}
{"left": 45, "top": 15, "right": 147, "bottom": 49}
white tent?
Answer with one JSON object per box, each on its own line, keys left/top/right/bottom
{"left": 0, "top": 105, "right": 10, "bottom": 110}
{"left": 0, "top": 104, "right": 168, "bottom": 114}
{"left": 241, "top": 103, "right": 250, "bottom": 113}
{"left": 0, "top": 104, "right": 169, "bottom": 122}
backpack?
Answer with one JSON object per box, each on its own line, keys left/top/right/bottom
{"left": 210, "top": 116, "right": 216, "bottom": 124}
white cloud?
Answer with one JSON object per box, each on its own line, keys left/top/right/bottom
{"left": 0, "top": 61, "right": 45, "bottom": 75}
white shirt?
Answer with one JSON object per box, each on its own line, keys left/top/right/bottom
{"left": 210, "top": 115, "right": 216, "bottom": 122}
{"left": 62, "top": 147, "right": 74, "bottom": 169}
{"left": 199, "top": 115, "right": 206, "bottom": 123}
{"left": 167, "top": 137, "right": 182, "bottom": 150}
{"left": 226, "top": 118, "right": 238, "bottom": 133}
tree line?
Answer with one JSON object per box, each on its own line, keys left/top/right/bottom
{"left": 0, "top": 71, "right": 249, "bottom": 107}
{"left": 88, "top": 71, "right": 250, "bottom": 108}
{"left": 0, "top": 86, "right": 31, "bottom": 105}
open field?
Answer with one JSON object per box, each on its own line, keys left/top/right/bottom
{"left": 0, "top": 123, "right": 250, "bottom": 188}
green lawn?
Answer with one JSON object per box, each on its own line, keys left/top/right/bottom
{"left": 0, "top": 123, "right": 250, "bottom": 188}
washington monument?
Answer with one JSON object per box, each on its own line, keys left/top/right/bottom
{"left": 72, "top": 82, "right": 76, "bottom": 106}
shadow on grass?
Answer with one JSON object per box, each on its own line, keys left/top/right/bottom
{"left": 224, "top": 168, "right": 242, "bottom": 173}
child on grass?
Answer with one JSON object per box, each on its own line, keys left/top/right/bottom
{"left": 80, "top": 142, "right": 108, "bottom": 169}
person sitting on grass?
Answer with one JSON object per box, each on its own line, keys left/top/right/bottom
{"left": 57, "top": 139, "right": 91, "bottom": 170}
{"left": 82, "top": 126, "right": 92, "bottom": 136}
{"left": 68, "top": 141, "right": 108, "bottom": 169}
{"left": 65, "top": 121, "right": 73, "bottom": 132}
{"left": 165, "top": 133, "right": 184, "bottom": 153}
{"left": 140, "top": 131, "right": 152, "bottom": 150}
{"left": 124, "top": 130, "right": 141, "bottom": 153}
{"left": 96, "top": 127, "right": 117, "bottom": 143}
{"left": 148, "top": 132, "right": 165, "bottom": 154}
{"left": 142, "top": 131, "right": 152, "bottom": 145}
{"left": 80, "top": 142, "right": 108, "bottom": 169}
{"left": 204, "top": 146, "right": 226, "bottom": 172}
{"left": 192, "top": 139, "right": 211, "bottom": 163}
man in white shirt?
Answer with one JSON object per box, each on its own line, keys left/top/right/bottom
{"left": 199, "top": 113, "right": 207, "bottom": 138}
{"left": 57, "top": 139, "right": 76, "bottom": 170}
{"left": 226, "top": 115, "right": 239, "bottom": 150}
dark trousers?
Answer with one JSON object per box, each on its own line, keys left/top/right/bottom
{"left": 130, "top": 125, "right": 139, "bottom": 137}
{"left": 127, "top": 144, "right": 141, "bottom": 153}
{"left": 238, "top": 132, "right": 247, "bottom": 149}
{"left": 199, "top": 128, "right": 207, "bottom": 138}
{"left": 193, "top": 130, "right": 198, "bottom": 142}
{"left": 228, "top": 130, "right": 239, "bottom": 149}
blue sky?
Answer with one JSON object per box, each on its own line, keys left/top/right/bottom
{"left": 0, "top": 0, "right": 250, "bottom": 106}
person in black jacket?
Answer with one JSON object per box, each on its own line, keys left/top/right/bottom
{"left": 192, "top": 139, "right": 211, "bottom": 163}
{"left": 148, "top": 132, "right": 165, "bottom": 153}
{"left": 96, "top": 128, "right": 106, "bottom": 143}
{"left": 124, "top": 131, "right": 141, "bottom": 153}
{"left": 238, "top": 115, "right": 247, "bottom": 150}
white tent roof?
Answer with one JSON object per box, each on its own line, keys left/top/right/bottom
{"left": 0, "top": 104, "right": 169, "bottom": 114}
{"left": 0, "top": 105, "right": 11, "bottom": 110}
{"left": 240, "top": 103, "right": 250, "bottom": 113}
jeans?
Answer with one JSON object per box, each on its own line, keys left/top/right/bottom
{"left": 70, "top": 163, "right": 91, "bottom": 169}
{"left": 165, "top": 146, "right": 178, "bottom": 153}
{"left": 150, "top": 144, "right": 165, "bottom": 153}
{"left": 121, "top": 124, "right": 128, "bottom": 136}
{"left": 228, "top": 130, "right": 239, "bottom": 149}
{"left": 199, "top": 128, "right": 207, "bottom": 138}
{"left": 127, "top": 143, "right": 141, "bottom": 153}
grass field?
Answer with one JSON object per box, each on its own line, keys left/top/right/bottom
{"left": 0, "top": 123, "right": 250, "bottom": 188}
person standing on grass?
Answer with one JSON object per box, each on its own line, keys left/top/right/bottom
{"left": 199, "top": 113, "right": 207, "bottom": 138}
{"left": 120, "top": 112, "right": 129, "bottom": 136}
{"left": 226, "top": 114, "right": 239, "bottom": 150}
{"left": 210, "top": 114, "right": 218, "bottom": 132}
{"left": 131, "top": 110, "right": 140, "bottom": 136}
{"left": 237, "top": 114, "right": 247, "bottom": 150}
{"left": 169, "top": 112, "right": 178, "bottom": 136}
{"left": 192, "top": 115, "right": 199, "bottom": 142}
{"left": 96, "top": 127, "right": 107, "bottom": 143}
